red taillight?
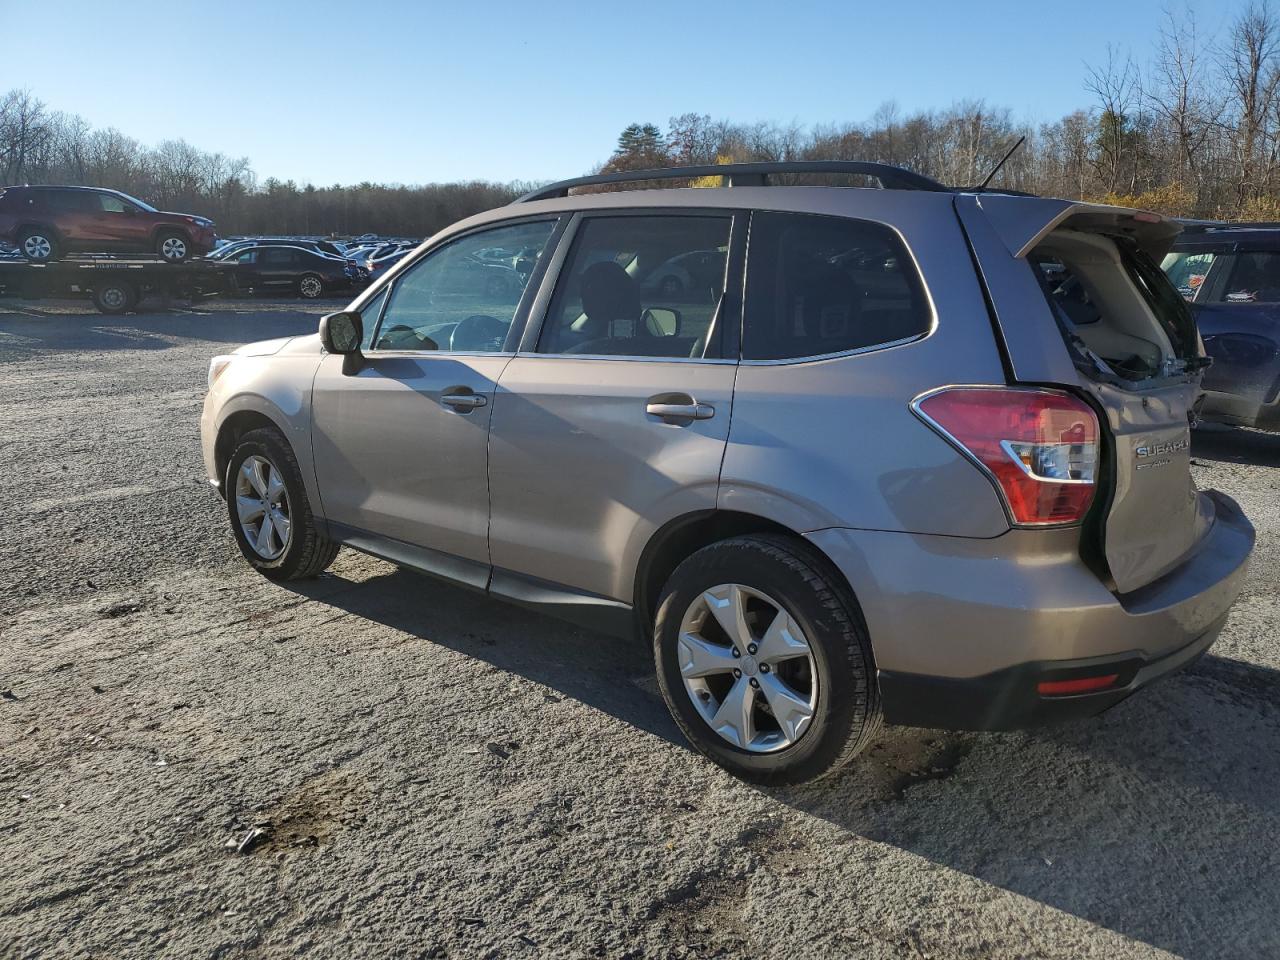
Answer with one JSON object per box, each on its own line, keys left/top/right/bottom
{"left": 913, "top": 386, "right": 1099, "bottom": 526}
{"left": 1037, "top": 674, "right": 1120, "bottom": 696}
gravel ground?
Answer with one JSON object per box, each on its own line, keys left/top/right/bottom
{"left": 1, "top": 296, "right": 1279, "bottom": 960}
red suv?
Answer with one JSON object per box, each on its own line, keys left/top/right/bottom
{"left": 0, "top": 185, "right": 216, "bottom": 262}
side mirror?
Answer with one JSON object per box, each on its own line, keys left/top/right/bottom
{"left": 320, "top": 310, "right": 363, "bottom": 353}
{"left": 319, "top": 310, "right": 365, "bottom": 375}
{"left": 642, "top": 306, "right": 681, "bottom": 337}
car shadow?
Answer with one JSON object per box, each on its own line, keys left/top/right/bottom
{"left": 292, "top": 563, "right": 1280, "bottom": 958}
{"left": 0, "top": 303, "right": 324, "bottom": 359}
{"left": 289, "top": 565, "right": 682, "bottom": 746}
{"left": 1192, "top": 424, "right": 1280, "bottom": 467}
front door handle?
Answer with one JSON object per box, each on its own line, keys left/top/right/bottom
{"left": 441, "top": 391, "right": 487, "bottom": 411}
{"left": 646, "top": 399, "right": 715, "bottom": 421}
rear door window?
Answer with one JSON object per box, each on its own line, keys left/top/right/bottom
{"left": 1215, "top": 251, "right": 1280, "bottom": 303}
{"left": 742, "top": 211, "right": 931, "bottom": 361}
{"left": 261, "top": 248, "right": 296, "bottom": 267}
{"left": 47, "top": 190, "right": 92, "bottom": 212}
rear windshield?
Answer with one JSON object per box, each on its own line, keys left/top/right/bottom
{"left": 1030, "top": 230, "right": 1200, "bottom": 385}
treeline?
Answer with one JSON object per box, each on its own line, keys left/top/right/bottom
{"left": 603, "top": 4, "right": 1280, "bottom": 219}
{"left": 8, "top": 3, "right": 1280, "bottom": 230}
{"left": 0, "top": 88, "right": 529, "bottom": 237}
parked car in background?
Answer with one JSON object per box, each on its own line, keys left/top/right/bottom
{"left": 208, "top": 237, "right": 349, "bottom": 262}
{"left": 642, "top": 248, "right": 729, "bottom": 298}
{"left": 1163, "top": 223, "right": 1280, "bottom": 430}
{"left": 0, "top": 185, "right": 215, "bottom": 262}
{"left": 202, "top": 161, "right": 1252, "bottom": 785}
{"left": 228, "top": 244, "right": 357, "bottom": 298}
{"left": 364, "top": 246, "right": 414, "bottom": 281}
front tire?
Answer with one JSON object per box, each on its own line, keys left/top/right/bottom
{"left": 157, "top": 232, "right": 190, "bottom": 262}
{"left": 225, "top": 427, "right": 338, "bottom": 580}
{"left": 653, "top": 534, "right": 881, "bottom": 784}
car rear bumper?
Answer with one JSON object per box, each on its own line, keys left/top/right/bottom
{"left": 876, "top": 612, "right": 1226, "bottom": 730}
{"left": 805, "top": 489, "right": 1254, "bottom": 730}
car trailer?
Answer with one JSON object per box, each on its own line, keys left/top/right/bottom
{"left": 0, "top": 254, "right": 238, "bottom": 314}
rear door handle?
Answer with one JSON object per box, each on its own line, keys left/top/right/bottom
{"left": 646, "top": 400, "right": 715, "bottom": 421}
{"left": 441, "top": 390, "right": 487, "bottom": 411}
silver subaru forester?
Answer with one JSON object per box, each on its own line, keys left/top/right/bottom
{"left": 200, "top": 162, "right": 1254, "bottom": 784}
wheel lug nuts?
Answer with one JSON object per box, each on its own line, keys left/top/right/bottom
{"left": 749, "top": 678, "right": 760, "bottom": 689}
{"left": 747, "top": 644, "right": 757, "bottom": 655}
{"left": 733, "top": 668, "right": 742, "bottom": 678}
{"left": 760, "top": 663, "right": 770, "bottom": 673}
{"left": 731, "top": 648, "right": 740, "bottom": 658}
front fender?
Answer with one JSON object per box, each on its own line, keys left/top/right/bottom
{"left": 202, "top": 352, "right": 324, "bottom": 516}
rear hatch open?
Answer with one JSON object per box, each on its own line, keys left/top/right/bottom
{"left": 956, "top": 194, "right": 1211, "bottom": 593}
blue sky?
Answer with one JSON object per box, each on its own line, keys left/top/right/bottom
{"left": 5, "top": 0, "right": 1255, "bottom": 186}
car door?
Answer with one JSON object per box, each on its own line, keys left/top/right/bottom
{"left": 309, "top": 217, "right": 561, "bottom": 586}
{"left": 233, "top": 248, "right": 263, "bottom": 288}
{"left": 259, "top": 247, "right": 298, "bottom": 288}
{"left": 487, "top": 211, "right": 743, "bottom": 604}
{"left": 48, "top": 190, "right": 96, "bottom": 244}
{"left": 91, "top": 192, "right": 150, "bottom": 249}
{"left": 1190, "top": 247, "right": 1280, "bottom": 413}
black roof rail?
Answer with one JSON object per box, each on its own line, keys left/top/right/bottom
{"left": 513, "top": 161, "right": 950, "bottom": 203}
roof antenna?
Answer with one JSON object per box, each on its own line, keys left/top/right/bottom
{"left": 977, "top": 135, "right": 1026, "bottom": 191}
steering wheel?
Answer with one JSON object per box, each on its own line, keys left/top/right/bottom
{"left": 450, "top": 314, "right": 507, "bottom": 351}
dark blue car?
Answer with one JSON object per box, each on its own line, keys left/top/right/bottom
{"left": 1165, "top": 223, "right": 1280, "bottom": 430}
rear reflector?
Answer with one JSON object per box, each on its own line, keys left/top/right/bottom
{"left": 911, "top": 386, "right": 1099, "bottom": 526}
{"left": 1037, "top": 674, "right": 1120, "bottom": 696}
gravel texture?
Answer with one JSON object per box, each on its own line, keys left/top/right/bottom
{"left": 1, "top": 296, "right": 1279, "bottom": 959}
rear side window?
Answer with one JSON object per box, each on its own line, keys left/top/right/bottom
{"left": 46, "top": 190, "right": 91, "bottom": 212}
{"left": 742, "top": 212, "right": 931, "bottom": 361}
{"left": 1217, "top": 251, "right": 1280, "bottom": 303}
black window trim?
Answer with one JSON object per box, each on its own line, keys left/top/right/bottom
{"left": 738, "top": 209, "right": 935, "bottom": 366}
{"left": 360, "top": 214, "right": 567, "bottom": 357}
{"left": 516, "top": 206, "right": 746, "bottom": 364}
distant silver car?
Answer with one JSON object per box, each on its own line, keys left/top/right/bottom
{"left": 201, "top": 162, "right": 1254, "bottom": 784}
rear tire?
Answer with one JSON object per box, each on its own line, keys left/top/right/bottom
{"left": 653, "top": 534, "right": 881, "bottom": 784}
{"left": 157, "top": 231, "right": 189, "bottom": 263}
{"left": 91, "top": 281, "right": 138, "bottom": 315}
{"left": 19, "top": 228, "right": 58, "bottom": 262}
{"left": 298, "top": 273, "right": 324, "bottom": 299}
{"left": 225, "top": 427, "right": 339, "bottom": 581}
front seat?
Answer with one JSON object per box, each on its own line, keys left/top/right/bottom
{"left": 566, "top": 261, "right": 648, "bottom": 354}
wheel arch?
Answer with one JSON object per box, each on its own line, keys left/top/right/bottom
{"left": 16, "top": 221, "right": 62, "bottom": 247}
{"left": 632, "top": 509, "right": 860, "bottom": 637}
{"left": 152, "top": 224, "right": 192, "bottom": 243}
{"left": 215, "top": 409, "right": 288, "bottom": 491}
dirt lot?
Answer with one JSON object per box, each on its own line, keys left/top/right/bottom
{"left": 1, "top": 296, "right": 1279, "bottom": 960}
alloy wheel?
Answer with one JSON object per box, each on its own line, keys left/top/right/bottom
{"left": 677, "top": 583, "right": 818, "bottom": 753}
{"left": 160, "top": 236, "right": 187, "bottom": 261}
{"left": 23, "top": 235, "right": 52, "bottom": 259}
{"left": 234, "top": 455, "right": 292, "bottom": 560}
{"left": 299, "top": 276, "right": 323, "bottom": 298}
{"left": 100, "top": 287, "right": 127, "bottom": 310}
